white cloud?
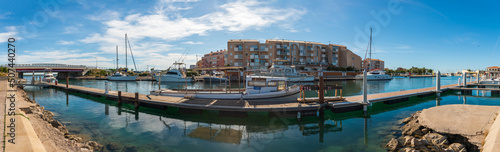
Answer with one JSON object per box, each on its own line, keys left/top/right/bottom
{"left": 80, "top": 0, "right": 306, "bottom": 69}
{"left": 0, "top": 26, "right": 18, "bottom": 43}
{"left": 56, "top": 40, "right": 75, "bottom": 45}
{"left": 0, "top": 12, "right": 11, "bottom": 19}
{"left": 64, "top": 26, "right": 80, "bottom": 34}
{"left": 182, "top": 41, "right": 203, "bottom": 45}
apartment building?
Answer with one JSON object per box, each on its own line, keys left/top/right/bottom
{"left": 226, "top": 39, "right": 361, "bottom": 70}
{"left": 200, "top": 49, "right": 226, "bottom": 68}
{"left": 362, "top": 58, "right": 384, "bottom": 71}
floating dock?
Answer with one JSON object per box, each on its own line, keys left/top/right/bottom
{"left": 19, "top": 80, "right": 480, "bottom": 116}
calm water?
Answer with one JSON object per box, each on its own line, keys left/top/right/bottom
{"left": 23, "top": 76, "right": 495, "bottom": 152}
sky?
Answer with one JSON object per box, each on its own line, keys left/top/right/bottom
{"left": 0, "top": 0, "right": 499, "bottom": 73}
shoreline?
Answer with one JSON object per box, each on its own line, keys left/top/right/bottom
{"left": 387, "top": 104, "right": 500, "bottom": 152}
{"left": 14, "top": 83, "right": 103, "bottom": 151}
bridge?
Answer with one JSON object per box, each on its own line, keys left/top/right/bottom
{"left": 4, "top": 63, "right": 94, "bottom": 79}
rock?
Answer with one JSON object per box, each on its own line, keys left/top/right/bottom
{"left": 385, "top": 138, "right": 402, "bottom": 151}
{"left": 123, "top": 146, "right": 138, "bottom": 152}
{"left": 421, "top": 128, "right": 430, "bottom": 134}
{"left": 401, "top": 119, "right": 424, "bottom": 136}
{"left": 442, "top": 148, "right": 454, "bottom": 152}
{"left": 51, "top": 120, "right": 62, "bottom": 128}
{"left": 400, "top": 147, "right": 418, "bottom": 152}
{"left": 106, "top": 142, "right": 122, "bottom": 150}
{"left": 424, "top": 133, "right": 448, "bottom": 147}
{"left": 449, "top": 143, "right": 467, "bottom": 152}
{"left": 403, "top": 117, "right": 412, "bottom": 124}
{"left": 85, "top": 141, "right": 103, "bottom": 151}
{"left": 58, "top": 126, "right": 69, "bottom": 135}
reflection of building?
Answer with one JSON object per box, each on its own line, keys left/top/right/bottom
{"left": 226, "top": 39, "right": 362, "bottom": 70}
{"left": 200, "top": 50, "right": 226, "bottom": 68}
{"left": 363, "top": 58, "right": 384, "bottom": 71}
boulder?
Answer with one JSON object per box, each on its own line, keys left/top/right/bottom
{"left": 424, "top": 133, "right": 449, "bottom": 147}
{"left": 449, "top": 143, "right": 467, "bottom": 152}
{"left": 403, "top": 117, "right": 412, "bottom": 124}
{"left": 401, "top": 119, "right": 424, "bottom": 136}
{"left": 403, "top": 136, "right": 429, "bottom": 148}
{"left": 400, "top": 147, "right": 418, "bottom": 152}
{"left": 50, "top": 120, "right": 62, "bottom": 128}
{"left": 385, "top": 138, "right": 402, "bottom": 151}
{"left": 85, "top": 141, "right": 103, "bottom": 151}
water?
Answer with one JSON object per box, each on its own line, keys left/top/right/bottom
{"left": 22, "top": 76, "right": 494, "bottom": 152}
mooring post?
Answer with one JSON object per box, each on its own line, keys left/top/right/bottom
{"left": 458, "top": 78, "right": 462, "bottom": 86}
{"left": 477, "top": 73, "right": 481, "bottom": 84}
{"left": 318, "top": 71, "right": 324, "bottom": 104}
{"left": 118, "top": 91, "right": 122, "bottom": 106}
{"left": 135, "top": 92, "right": 139, "bottom": 109}
{"left": 463, "top": 72, "right": 467, "bottom": 86}
{"left": 104, "top": 81, "right": 109, "bottom": 94}
{"left": 363, "top": 70, "right": 368, "bottom": 112}
{"left": 66, "top": 77, "right": 69, "bottom": 89}
{"left": 436, "top": 71, "right": 441, "bottom": 97}
{"left": 158, "top": 74, "right": 161, "bottom": 90}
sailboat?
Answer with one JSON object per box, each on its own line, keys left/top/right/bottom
{"left": 108, "top": 34, "right": 138, "bottom": 81}
{"left": 355, "top": 28, "right": 392, "bottom": 81}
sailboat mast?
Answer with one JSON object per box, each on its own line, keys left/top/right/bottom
{"left": 369, "top": 28, "right": 372, "bottom": 71}
{"left": 125, "top": 34, "right": 128, "bottom": 72}
{"left": 116, "top": 45, "right": 119, "bottom": 71}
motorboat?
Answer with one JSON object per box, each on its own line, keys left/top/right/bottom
{"left": 480, "top": 77, "right": 500, "bottom": 84}
{"left": 355, "top": 70, "right": 393, "bottom": 80}
{"left": 150, "top": 75, "right": 300, "bottom": 100}
{"left": 108, "top": 72, "right": 138, "bottom": 81}
{"left": 203, "top": 71, "right": 227, "bottom": 82}
{"left": 42, "top": 73, "right": 57, "bottom": 82}
{"left": 154, "top": 69, "right": 193, "bottom": 82}
{"left": 253, "top": 64, "right": 314, "bottom": 82}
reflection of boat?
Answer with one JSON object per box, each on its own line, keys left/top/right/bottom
{"left": 151, "top": 75, "right": 300, "bottom": 100}
{"left": 355, "top": 70, "right": 392, "bottom": 80}
{"left": 154, "top": 62, "right": 193, "bottom": 82}
{"left": 254, "top": 64, "right": 314, "bottom": 82}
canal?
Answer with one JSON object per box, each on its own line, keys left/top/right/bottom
{"left": 23, "top": 76, "right": 499, "bottom": 151}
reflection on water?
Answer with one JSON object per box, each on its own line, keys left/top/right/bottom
{"left": 22, "top": 76, "right": 500, "bottom": 152}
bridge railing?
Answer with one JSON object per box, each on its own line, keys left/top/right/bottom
{"left": 1, "top": 63, "right": 91, "bottom": 69}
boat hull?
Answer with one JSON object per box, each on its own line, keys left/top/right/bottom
{"left": 355, "top": 74, "right": 392, "bottom": 80}
{"left": 151, "top": 87, "right": 300, "bottom": 100}
{"left": 287, "top": 76, "right": 315, "bottom": 82}
{"left": 154, "top": 75, "right": 193, "bottom": 82}
{"left": 107, "top": 76, "right": 138, "bottom": 81}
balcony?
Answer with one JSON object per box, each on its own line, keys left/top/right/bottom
{"left": 250, "top": 63, "right": 255, "bottom": 66}
{"left": 264, "top": 55, "right": 269, "bottom": 59}
{"left": 300, "top": 59, "right": 304, "bottom": 62}
{"left": 322, "top": 60, "right": 327, "bottom": 63}
{"left": 250, "top": 47, "right": 254, "bottom": 51}
{"left": 234, "top": 55, "right": 243, "bottom": 59}
{"left": 234, "top": 48, "right": 238, "bottom": 51}
{"left": 234, "top": 62, "right": 239, "bottom": 66}
{"left": 310, "top": 53, "right": 315, "bottom": 57}
{"left": 265, "top": 48, "right": 269, "bottom": 51}
{"left": 265, "top": 63, "right": 269, "bottom": 66}
{"left": 276, "top": 45, "right": 281, "bottom": 49}
{"left": 321, "top": 54, "right": 326, "bottom": 58}
{"left": 286, "top": 52, "right": 290, "bottom": 55}
{"left": 299, "top": 53, "right": 304, "bottom": 56}
{"left": 322, "top": 49, "right": 326, "bottom": 52}
{"left": 277, "top": 52, "right": 281, "bottom": 55}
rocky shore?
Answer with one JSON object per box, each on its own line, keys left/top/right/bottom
{"left": 386, "top": 111, "right": 471, "bottom": 151}
{"left": 18, "top": 87, "right": 103, "bottom": 151}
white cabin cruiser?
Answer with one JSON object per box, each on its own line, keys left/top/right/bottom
{"left": 355, "top": 70, "right": 393, "bottom": 80}
{"left": 108, "top": 72, "right": 138, "bottom": 81}
{"left": 154, "top": 69, "right": 193, "bottom": 82}
{"left": 254, "top": 64, "right": 314, "bottom": 82}
{"left": 42, "top": 73, "right": 57, "bottom": 82}
{"left": 150, "top": 75, "right": 300, "bottom": 100}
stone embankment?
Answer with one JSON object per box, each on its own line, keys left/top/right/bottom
{"left": 386, "top": 104, "right": 500, "bottom": 152}
{"left": 19, "top": 88, "right": 103, "bottom": 151}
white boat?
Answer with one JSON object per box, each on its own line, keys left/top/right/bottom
{"left": 355, "top": 70, "right": 393, "bottom": 80}
{"left": 203, "top": 71, "right": 228, "bottom": 82}
{"left": 253, "top": 64, "right": 314, "bottom": 82}
{"left": 150, "top": 75, "right": 300, "bottom": 100}
{"left": 108, "top": 72, "right": 138, "bottom": 81}
{"left": 107, "top": 35, "right": 138, "bottom": 81}
{"left": 42, "top": 73, "right": 57, "bottom": 82}
{"left": 154, "top": 69, "right": 193, "bottom": 82}
{"left": 355, "top": 28, "right": 392, "bottom": 81}
{"left": 480, "top": 78, "right": 500, "bottom": 84}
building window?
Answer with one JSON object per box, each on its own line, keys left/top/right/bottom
{"left": 230, "top": 46, "right": 233, "bottom": 49}
{"left": 230, "top": 53, "right": 232, "bottom": 55}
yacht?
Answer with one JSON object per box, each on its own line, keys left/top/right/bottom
{"left": 154, "top": 62, "right": 193, "bottom": 82}
{"left": 108, "top": 72, "right": 137, "bottom": 81}
{"left": 254, "top": 64, "right": 314, "bottom": 82}
{"left": 355, "top": 70, "right": 392, "bottom": 80}
{"left": 42, "top": 73, "right": 57, "bottom": 82}
{"left": 151, "top": 75, "right": 300, "bottom": 100}
{"left": 355, "top": 28, "right": 392, "bottom": 81}
{"left": 107, "top": 34, "right": 138, "bottom": 81}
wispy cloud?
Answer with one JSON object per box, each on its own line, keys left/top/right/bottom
{"left": 56, "top": 40, "right": 75, "bottom": 45}
{"left": 63, "top": 26, "right": 81, "bottom": 34}
{"left": 401, "top": 0, "right": 448, "bottom": 19}
{"left": 0, "top": 12, "right": 11, "bottom": 19}
{"left": 393, "top": 44, "right": 411, "bottom": 49}
{"left": 0, "top": 26, "right": 19, "bottom": 43}
{"left": 182, "top": 41, "right": 203, "bottom": 45}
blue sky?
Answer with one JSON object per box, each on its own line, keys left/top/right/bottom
{"left": 0, "top": 0, "right": 499, "bottom": 73}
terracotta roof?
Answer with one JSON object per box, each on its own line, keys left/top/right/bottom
{"left": 364, "top": 58, "right": 383, "bottom": 62}
{"left": 487, "top": 66, "right": 500, "bottom": 69}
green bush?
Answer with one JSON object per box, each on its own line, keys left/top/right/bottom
{"left": 186, "top": 71, "right": 198, "bottom": 77}
{"left": 0, "top": 66, "right": 8, "bottom": 73}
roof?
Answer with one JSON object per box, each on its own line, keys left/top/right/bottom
{"left": 364, "top": 58, "right": 384, "bottom": 62}
{"left": 228, "top": 39, "right": 259, "bottom": 42}
{"left": 487, "top": 66, "right": 500, "bottom": 69}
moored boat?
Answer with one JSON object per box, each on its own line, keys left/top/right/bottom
{"left": 355, "top": 70, "right": 393, "bottom": 80}
{"left": 150, "top": 75, "right": 300, "bottom": 100}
